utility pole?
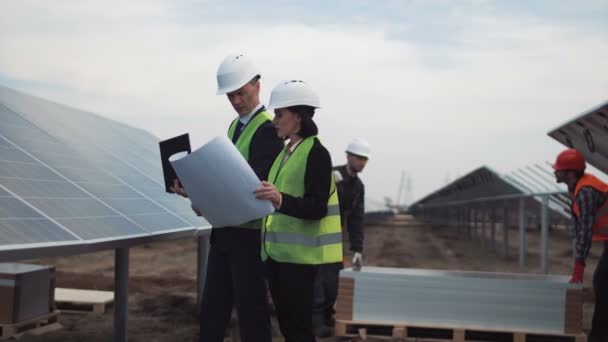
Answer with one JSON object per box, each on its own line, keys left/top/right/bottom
{"left": 396, "top": 170, "right": 406, "bottom": 206}
{"left": 406, "top": 174, "right": 412, "bottom": 206}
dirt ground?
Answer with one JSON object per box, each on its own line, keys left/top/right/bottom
{"left": 18, "top": 214, "right": 601, "bottom": 342}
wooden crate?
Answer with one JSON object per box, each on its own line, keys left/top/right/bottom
{"left": 335, "top": 320, "right": 587, "bottom": 342}
{"left": 55, "top": 288, "right": 114, "bottom": 314}
{"left": 336, "top": 277, "right": 354, "bottom": 321}
{"left": 0, "top": 310, "right": 60, "bottom": 339}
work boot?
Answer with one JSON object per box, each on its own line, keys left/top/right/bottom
{"left": 313, "top": 324, "right": 334, "bottom": 338}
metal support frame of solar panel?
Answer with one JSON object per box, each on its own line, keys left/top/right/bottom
{"left": 408, "top": 166, "right": 570, "bottom": 273}
{"left": 503, "top": 164, "right": 571, "bottom": 219}
{"left": 548, "top": 100, "right": 608, "bottom": 175}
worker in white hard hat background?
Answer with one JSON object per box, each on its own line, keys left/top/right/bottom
{"left": 313, "top": 138, "right": 370, "bottom": 337}
{"left": 255, "top": 80, "right": 343, "bottom": 342}
{"left": 172, "top": 53, "right": 283, "bottom": 342}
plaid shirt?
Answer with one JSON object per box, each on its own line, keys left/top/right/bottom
{"left": 573, "top": 186, "right": 606, "bottom": 262}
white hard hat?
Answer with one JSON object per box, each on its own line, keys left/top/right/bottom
{"left": 268, "top": 80, "right": 320, "bottom": 109}
{"left": 216, "top": 53, "right": 260, "bottom": 95}
{"left": 346, "top": 138, "right": 371, "bottom": 158}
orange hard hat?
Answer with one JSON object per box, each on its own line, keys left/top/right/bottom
{"left": 553, "top": 149, "right": 586, "bottom": 171}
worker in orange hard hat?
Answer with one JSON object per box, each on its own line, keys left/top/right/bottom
{"left": 553, "top": 148, "right": 608, "bottom": 342}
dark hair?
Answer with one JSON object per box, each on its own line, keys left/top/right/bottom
{"left": 289, "top": 105, "right": 318, "bottom": 138}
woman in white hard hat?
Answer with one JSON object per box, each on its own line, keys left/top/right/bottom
{"left": 255, "top": 80, "right": 343, "bottom": 341}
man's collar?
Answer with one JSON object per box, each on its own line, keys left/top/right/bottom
{"left": 239, "top": 103, "right": 264, "bottom": 125}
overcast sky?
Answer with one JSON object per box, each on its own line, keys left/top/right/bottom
{"left": 1, "top": 0, "right": 607, "bottom": 207}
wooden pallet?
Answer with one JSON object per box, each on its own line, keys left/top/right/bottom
{"left": 0, "top": 310, "right": 60, "bottom": 339}
{"left": 55, "top": 288, "right": 114, "bottom": 314}
{"left": 335, "top": 320, "right": 587, "bottom": 342}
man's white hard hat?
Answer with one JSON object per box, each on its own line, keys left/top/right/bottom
{"left": 216, "top": 53, "right": 260, "bottom": 95}
{"left": 346, "top": 138, "right": 371, "bottom": 159}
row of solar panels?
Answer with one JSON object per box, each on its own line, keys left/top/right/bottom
{"left": 409, "top": 100, "right": 608, "bottom": 221}
{"left": 548, "top": 101, "right": 608, "bottom": 175}
{"left": 408, "top": 165, "right": 569, "bottom": 224}
{"left": 0, "top": 86, "right": 210, "bottom": 261}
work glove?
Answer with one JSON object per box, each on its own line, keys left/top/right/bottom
{"left": 352, "top": 252, "right": 363, "bottom": 271}
{"left": 569, "top": 260, "right": 585, "bottom": 284}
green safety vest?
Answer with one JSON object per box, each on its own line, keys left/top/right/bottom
{"left": 227, "top": 109, "right": 273, "bottom": 229}
{"left": 262, "top": 136, "right": 343, "bottom": 264}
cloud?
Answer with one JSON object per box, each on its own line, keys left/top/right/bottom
{"left": 1, "top": 0, "right": 607, "bottom": 203}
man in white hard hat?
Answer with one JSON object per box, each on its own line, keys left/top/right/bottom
{"left": 313, "top": 138, "right": 370, "bottom": 337}
{"left": 172, "top": 53, "right": 283, "bottom": 342}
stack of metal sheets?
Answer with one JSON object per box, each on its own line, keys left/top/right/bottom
{"left": 336, "top": 267, "right": 583, "bottom": 335}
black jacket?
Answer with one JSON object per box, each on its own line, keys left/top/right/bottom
{"left": 277, "top": 138, "right": 334, "bottom": 220}
{"left": 334, "top": 164, "right": 365, "bottom": 253}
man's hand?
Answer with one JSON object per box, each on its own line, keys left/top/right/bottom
{"left": 352, "top": 252, "right": 363, "bottom": 271}
{"left": 569, "top": 260, "right": 585, "bottom": 284}
{"left": 170, "top": 179, "right": 188, "bottom": 198}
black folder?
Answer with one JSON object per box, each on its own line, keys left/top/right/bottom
{"left": 159, "top": 133, "right": 191, "bottom": 193}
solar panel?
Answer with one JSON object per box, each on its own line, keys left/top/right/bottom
{"left": 548, "top": 100, "right": 608, "bottom": 175}
{"left": 0, "top": 85, "right": 210, "bottom": 259}
{"left": 0, "top": 109, "right": 150, "bottom": 241}
{"left": 0, "top": 86, "right": 209, "bottom": 229}
{"left": 0, "top": 217, "right": 78, "bottom": 245}
{"left": 412, "top": 167, "right": 522, "bottom": 206}
{"left": 410, "top": 166, "right": 569, "bottom": 224}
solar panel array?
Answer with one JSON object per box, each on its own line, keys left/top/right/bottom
{"left": 548, "top": 100, "right": 608, "bottom": 175}
{"left": 411, "top": 166, "right": 521, "bottom": 206}
{"left": 0, "top": 86, "right": 210, "bottom": 261}
{"left": 409, "top": 165, "right": 568, "bottom": 224}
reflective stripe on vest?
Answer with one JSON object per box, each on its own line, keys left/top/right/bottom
{"left": 265, "top": 231, "right": 342, "bottom": 247}
{"left": 571, "top": 173, "right": 608, "bottom": 241}
{"left": 227, "top": 109, "right": 272, "bottom": 229}
{"left": 262, "top": 136, "right": 343, "bottom": 264}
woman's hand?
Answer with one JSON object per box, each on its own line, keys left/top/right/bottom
{"left": 255, "top": 181, "right": 282, "bottom": 209}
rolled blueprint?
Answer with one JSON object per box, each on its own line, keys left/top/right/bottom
{"left": 169, "top": 136, "right": 275, "bottom": 227}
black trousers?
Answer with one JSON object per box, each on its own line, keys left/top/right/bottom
{"left": 267, "top": 258, "right": 318, "bottom": 342}
{"left": 591, "top": 241, "right": 608, "bottom": 339}
{"left": 199, "top": 228, "right": 271, "bottom": 342}
{"left": 312, "top": 262, "right": 343, "bottom": 327}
